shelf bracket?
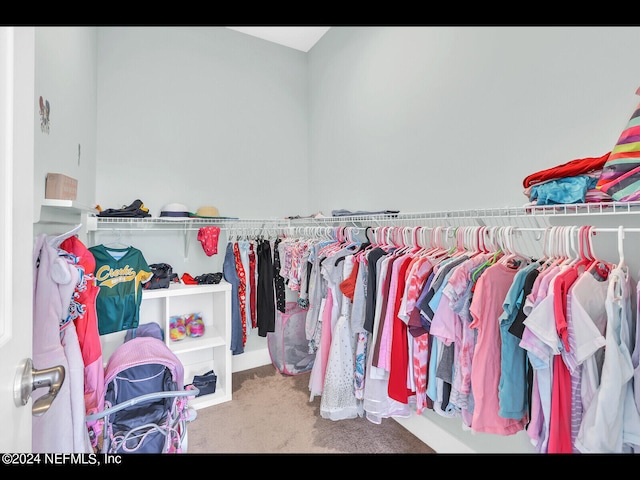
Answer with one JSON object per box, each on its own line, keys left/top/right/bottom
{"left": 183, "top": 224, "right": 190, "bottom": 260}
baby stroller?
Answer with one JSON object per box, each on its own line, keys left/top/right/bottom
{"left": 86, "top": 329, "right": 198, "bottom": 454}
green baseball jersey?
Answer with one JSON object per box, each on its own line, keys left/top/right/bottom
{"left": 89, "top": 244, "right": 153, "bottom": 335}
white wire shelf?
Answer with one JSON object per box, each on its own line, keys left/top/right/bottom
{"left": 88, "top": 201, "right": 640, "bottom": 232}
{"left": 286, "top": 202, "right": 640, "bottom": 230}
{"left": 89, "top": 216, "right": 293, "bottom": 231}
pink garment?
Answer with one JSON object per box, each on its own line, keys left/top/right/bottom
{"left": 379, "top": 255, "right": 412, "bottom": 371}
{"left": 430, "top": 291, "right": 458, "bottom": 346}
{"left": 399, "top": 257, "right": 432, "bottom": 322}
{"left": 198, "top": 226, "right": 221, "bottom": 256}
{"left": 370, "top": 256, "right": 395, "bottom": 366}
{"left": 308, "top": 288, "right": 334, "bottom": 400}
{"left": 443, "top": 254, "right": 490, "bottom": 401}
{"left": 523, "top": 264, "right": 560, "bottom": 316}
{"left": 412, "top": 334, "right": 430, "bottom": 414}
{"left": 469, "top": 262, "right": 528, "bottom": 436}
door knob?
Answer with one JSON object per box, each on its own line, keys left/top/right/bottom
{"left": 14, "top": 358, "right": 65, "bottom": 416}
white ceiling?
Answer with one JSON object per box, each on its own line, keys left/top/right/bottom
{"left": 226, "top": 27, "right": 331, "bottom": 52}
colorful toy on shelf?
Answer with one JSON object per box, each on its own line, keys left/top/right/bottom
{"left": 170, "top": 312, "right": 205, "bottom": 340}
{"left": 170, "top": 314, "right": 186, "bottom": 341}
{"left": 186, "top": 312, "right": 205, "bottom": 337}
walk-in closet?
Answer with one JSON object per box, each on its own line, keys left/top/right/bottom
{"left": 5, "top": 25, "right": 640, "bottom": 454}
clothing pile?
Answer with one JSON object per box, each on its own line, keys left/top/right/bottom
{"left": 96, "top": 199, "right": 151, "bottom": 218}
{"left": 522, "top": 153, "right": 611, "bottom": 206}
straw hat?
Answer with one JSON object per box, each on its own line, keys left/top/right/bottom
{"left": 191, "top": 206, "right": 220, "bottom": 218}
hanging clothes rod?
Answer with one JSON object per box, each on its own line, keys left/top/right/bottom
{"left": 89, "top": 201, "right": 640, "bottom": 232}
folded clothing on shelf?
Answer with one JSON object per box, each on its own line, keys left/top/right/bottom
{"left": 97, "top": 199, "right": 151, "bottom": 218}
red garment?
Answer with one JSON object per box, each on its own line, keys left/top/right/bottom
{"left": 233, "top": 242, "right": 247, "bottom": 346}
{"left": 388, "top": 256, "right": 415, "bottom": 403}
{"left": 548, "top": 355, "right": 573, "bottom": 453}
{"left": 58, "top": 236, "right": 104, "bottom": 420}
{"left": 197, "top": 226, "right": 220, "bottom": 256}
{"left": 339, "top": 260, "right": 359, "bottom": 301}
{"left": 181, "top": 272, "right": 198, "bottom": 285}
{"left": 522, "top": 152, "right": 610, "bottom": 188}
{"left": 547, "top": 266, "right": 578, "bottom": 453}
{"left": 553, "top": 267, "right": 579, "bottom": 353}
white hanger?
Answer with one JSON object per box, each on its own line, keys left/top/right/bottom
{"left": 104, "top": 231, "right": 130, "bottom": 249}
{"left": 617, "top": 225, "right": 625, "bottom": 269}
{"left": 48, "top": 223, "right": 82, "bottom": 247}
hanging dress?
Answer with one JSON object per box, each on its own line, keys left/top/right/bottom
{"left": 320, "top": 255, "right": 364, "bottom": 420}
{"left": 256, "top": 238, "right": 275, "bottom": 337}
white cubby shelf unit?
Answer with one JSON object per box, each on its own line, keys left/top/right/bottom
{"left": 99, "top": 282, "right": 232, "bottom": 410}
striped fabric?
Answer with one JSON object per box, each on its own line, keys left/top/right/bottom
{"left": 596, "top": 86, "right": 640, "bottom": 201}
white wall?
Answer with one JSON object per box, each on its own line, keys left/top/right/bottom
{"left": 308, "top": 26, "right": 640, "bottom": 214}
{"left": 95, "top": 27, "right": 309, "bottom": 220}
{"left": 33, "top": 27, "right": 97, "bottom": 222}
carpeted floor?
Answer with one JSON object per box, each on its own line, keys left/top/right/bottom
{"left": 186, "top": 364, "right": 435, "bottom": 454}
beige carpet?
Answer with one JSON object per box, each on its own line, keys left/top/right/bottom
{"left": 186, "top": 364, "right": 435, "bottom": 454}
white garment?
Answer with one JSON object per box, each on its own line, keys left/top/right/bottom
{"left": 320, "top": 256, "right": 364, "bottom": 420}
{"left": 565, "top": 269, "right": 608, "bottom": 452}
{"left": 305, "top": 242, "right": 328, "bottom": 345}
{"left": 575, "top": 267, "right": 639, "bottom": 453}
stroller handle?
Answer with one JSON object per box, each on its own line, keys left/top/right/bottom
{"left": 85, "top": 387, "right": 199, "bottom": 422}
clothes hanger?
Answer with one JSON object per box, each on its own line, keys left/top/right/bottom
{"left": 472, "top": 226, "right": 506, "bottom": 282}
{"left": 389, "top": 226, "right": 411, "bottom": 256}
{"left": 103, "top": 231, "right": 130, "bottom": 249}
{"left": 538, "top": 226, "right": 564, "bottom": 273}
{"left": 406, "top": 226, "right": 422, "bottom": 254}
{"left": 568, "top": 225, "right": 593, "bottom": 271}
{"left": 584, "top": 225, "right": 611, "bottom": 280}
{"left": 498, "top": 226, "right": 519, "bottom": 267}
{"left": 48, "top": 223, "right": 82, "bottom": 247}
{"left": 617, "top": 225, "right": 626, "bottom": 270}
{"left": 334, "top": 227, "right": 361, "bottom": 265}
{"left": 416, "top": 226, "right": 438, "bottom": 257}
{"left": 554, "top": 225, "right": 575, "bottom": 267}
{"left": 416, "top": 226, "right": 436, "bottom": 257}
{"left": 426, "top": 226, "right": 452, "bottom": 262}
{"left": 470, "top": 225, "right": 487, "bottom": 257}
